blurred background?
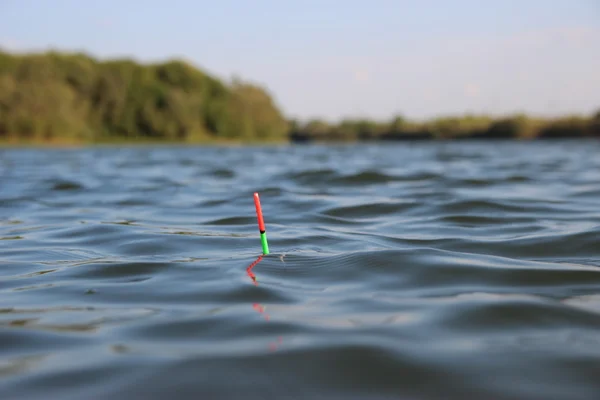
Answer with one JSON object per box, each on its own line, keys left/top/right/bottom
{"left": 1, "top": 0, "right": 599, "bottom": 144}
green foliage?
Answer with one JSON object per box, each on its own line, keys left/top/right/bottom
{"left": 592, "top": 109, "right": 600, "bottom": 137}
{"left": 291, "top": 112, "right": 598, "bottom": 142}
{"left": 0, "top": 51, "right": 288, "bottom": 143}
{"left": 485, "top": 114, "right": 539, "bottom": 139}
{"left": 216, "top": 80, "right": 289, "bottom": 140}
{"left": 538, "top": 115, "right": 591, "bottom": 138}
{"left": 0, "top": 50, "right": 596, "bottom": 144}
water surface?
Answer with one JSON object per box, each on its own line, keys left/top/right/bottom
{"left": 1, "top": 141, "right": 600, "bottom": 399}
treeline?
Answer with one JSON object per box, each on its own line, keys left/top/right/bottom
{"left": 290, "top": 112, "right": 600, "bottom": 142}
{"left": 0, "top": 50, "right": 289, "bottom": 143}
{"left": 1, "top": 50, "right": 598, "bottom": 145}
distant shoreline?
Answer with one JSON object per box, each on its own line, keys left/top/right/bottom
{"left": 0, "top": 137, "right": 290, "bottom": 148}
{"left": 289, "top": 114, "right": 600, "bottom": 142}
{"left": 1, "top": 50, "right": 598, "bottom": 145}
{"left": 2, "top": 136, "right": 599, "bottom": 149}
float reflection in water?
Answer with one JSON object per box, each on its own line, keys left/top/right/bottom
{"left": 245, "top": 254, "right": 283, "bottom": 351}
{"left": 246, "top": 254, "right": 263, "bottom": 285}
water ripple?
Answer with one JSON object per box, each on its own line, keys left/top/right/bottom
{"left": 1, "top": 141, "right": 600, "bottom": 400}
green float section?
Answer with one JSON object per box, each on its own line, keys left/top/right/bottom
{"left": 260, "top": 231, "right": 270, "bottom": 255}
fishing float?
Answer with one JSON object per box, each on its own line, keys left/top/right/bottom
{"left": 253, "top": 192, "right": 270, "bottom": 255}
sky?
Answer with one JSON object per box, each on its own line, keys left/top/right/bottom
{"left": 1, "top": 0, "right": 599, "bottom": 122}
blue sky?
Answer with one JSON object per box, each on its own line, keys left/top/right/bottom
{"left": 1, "top": 0, "right": 599, "bottom": 122}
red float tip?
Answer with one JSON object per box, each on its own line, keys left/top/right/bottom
{"left": 253, "top": 192, "right": 266, "bottom": 232}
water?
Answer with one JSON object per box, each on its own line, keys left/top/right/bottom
{"left": 1, "top": 141, "right": 600, "bottom": 400}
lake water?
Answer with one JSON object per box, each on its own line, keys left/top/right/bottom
{"left": 1, "top": 141, "right": 600, "bottom": 400}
